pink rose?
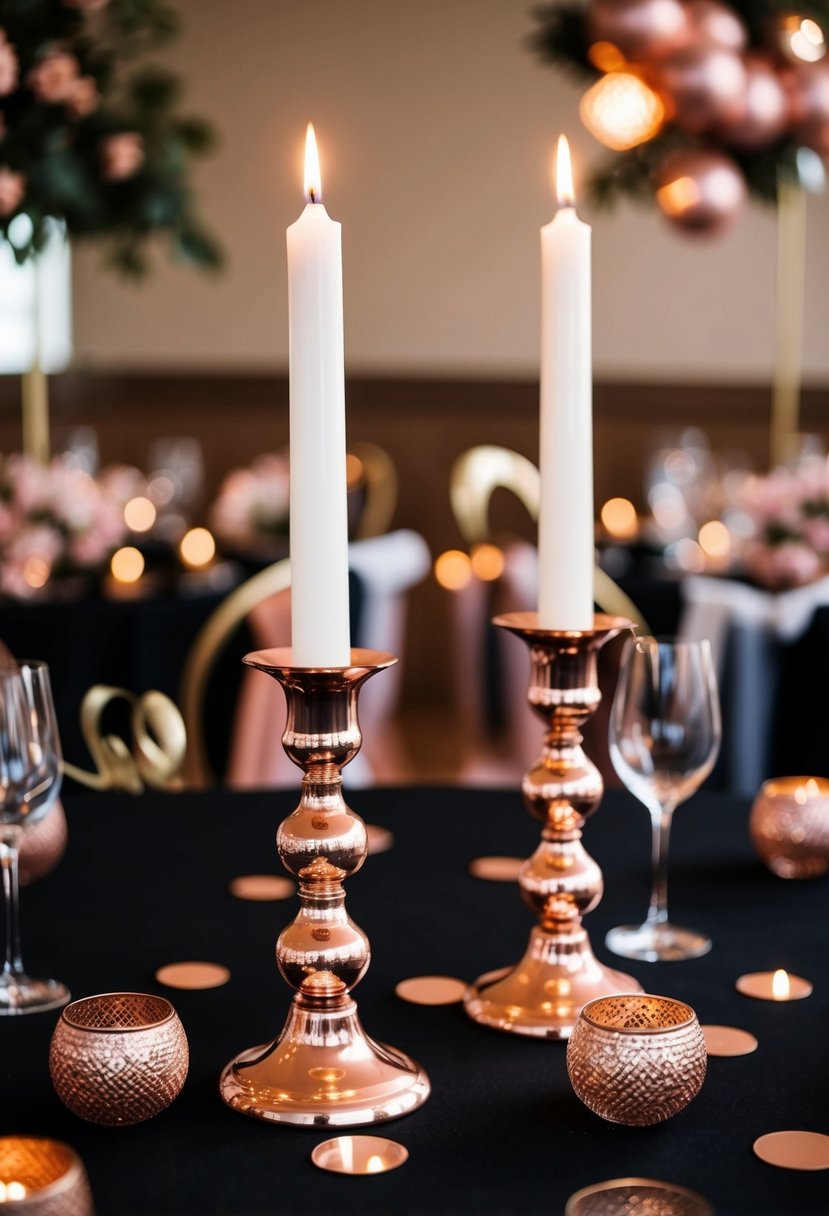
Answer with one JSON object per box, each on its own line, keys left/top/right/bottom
{"left": 0, "top": 33, "right": 19, "bottom": 97}
{"left": 802, "top": 515, "right": 829, "bottom": 555}
{"left": 745, "top": 541, "right": 823, "bottom": 590}
{"left": 67, "top": 75, "right": 99, "bottom": 118}
{"left": 100, "top": 132, "right": 144, "bottom": 181}
{"left": 28, "top": 53, "right": 79, "bottom": 103}
{"left": 0, "top": 166, "right": 24, "bottom": 216}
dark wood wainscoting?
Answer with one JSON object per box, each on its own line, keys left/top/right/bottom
{"left": 1, "top": 373, "right": 827, "bottom": 716}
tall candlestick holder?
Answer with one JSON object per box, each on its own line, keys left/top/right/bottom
{"left": 464, "top": 613, "right": 642, "bottom": 1039}
{"left": 220, "top": 647, "right": 430, "bottom": 1127}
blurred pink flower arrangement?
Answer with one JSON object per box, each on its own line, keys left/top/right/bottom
{"left": 0, "top": 454, "right": 134, "bottom": 599}
{"left": 741, "top": 462, "right": 829, "bottom": 590}
{"left": 209, "top": 454, "right": 290, "bottom": 555}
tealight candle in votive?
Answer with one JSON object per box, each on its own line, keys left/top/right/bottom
{"left": 750, "top": 776, "right": 829, "bottom": 879}
{"left": 736, "top": 969, "right": 813, "bottom": 1001}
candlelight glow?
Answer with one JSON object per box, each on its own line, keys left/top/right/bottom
{"left": 772, "top": 969, "right": 790, "bottom": 999}
{"left": 795, "top": 777, "right": 822, "bottom": 804}
{"left": 580, "top": 72, "right": 665, "bottom": 151}
{"left": 345, "top": 453, "right": 365, "bottom": 489}
{"left": 470, "top": 542, "right": 505, "bottom": 582}
{"left": 22, "top": 556, "right": 50, "bottom": 589}
{"left": 601, "top": 497, "right": 638, "bottom": 540}
{"left": 111, "top": 546, "right": 144, "bottom": 584}
{"left": 698, "top": 520, "right": 731, "bottom": 559}
{"left": 179, "top": 527, "right": 215, "bottom": 570}
{"left": 0, "top": 1180, "right": 28, "bottom": 1200}
{"left": 782, "top": 15, "right": 827, "bottom": 62}
{"left": 366, "top": 1156, "right": 385, "bottom": 1174}
{"left": 556, "top": 135, "right": 575, "bottom": 208}
{"left": 304, "top": 122, "right": 322, "bottom": 203}
{"left": 124, "top": 495, "right": 157, "bottom": 533}
{"left": 434, "top": 549, "right": 472, "bottom": 591}
{"left": 657, "top": 175, "right": 701, "bottom": 215}
{"left": 588, "top": 41, "right": 626, "bottom": 73}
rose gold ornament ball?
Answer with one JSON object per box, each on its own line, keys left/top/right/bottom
{"left": 655, "top": 149, "right": 747, "bottom": 235}
{"left": 686, "top": 0, "right": 747, "bottom": 53}
{"left": 18, "top": 801, "right": 68, "bottom": 886}
{"left": 720, "top": 55, "right": 790, "bottom": 150}
{"left": 657, "top": 43, "right": 747, "bottom": 132}
{"left": 588, "top": 0, "right": 690, "bottom": 63}
{"left": 784, "top": 62, "right": 829, "bottom": 154}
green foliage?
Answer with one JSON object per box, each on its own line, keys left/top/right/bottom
{"left": 0, "top": 0, "right": 222, "bottom": 275}
{"left": 530, "top": 1, "right": 829, "bottom": 211}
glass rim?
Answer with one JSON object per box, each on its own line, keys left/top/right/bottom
{"left": 579, "top": 993, "right": 697, "bottom": 1035}
{"left": 624, "top": 635, "right": 712, "bottom": 650}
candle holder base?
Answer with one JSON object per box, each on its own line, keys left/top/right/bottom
{"left": 463, "top": 613, "right": 642, "bottom": 1040}
{"left": 465, "top": 928, "right": 639, "bottom": 1040}
{"left": 220, "top": 992, "right": 429, "bottom": 1128}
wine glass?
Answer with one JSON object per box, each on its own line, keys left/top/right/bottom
{"left": 606, "top": 637, "right": 721, "bottom": 962}
{"left": 0, "top": 660, "right": 69, "bottom": 1014}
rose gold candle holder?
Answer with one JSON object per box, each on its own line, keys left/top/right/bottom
{"left": 566, "top": 993, "right": 707, "bottom": 1125}
{"left": 0, "top": 1136, "right": 94, "bottom": 1215}
{"left": 464, "top": 612, "right": 642, "bottom": 1038}
{"left": 750, "top": 776, "right": 829, "bottom": 879}
{"left": 49, "top": 993, "right": 188, "bottom": 1126}
{"left": 219, "top": 648, "right": 430, "bottom": 1128}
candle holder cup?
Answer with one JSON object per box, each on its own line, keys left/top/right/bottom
{"left": 0, "top": 1136, "right": 94, "bottom": 1215}
{"left": 750, "top": 777, "right": 829, "bottom": 879}
{"left": 464, "top": 613, "right": 642, "bottom": 1039}
{"left": 219, "top": 648, "right": 429, "bottom": 1128}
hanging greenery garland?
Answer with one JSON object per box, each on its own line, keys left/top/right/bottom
{"left": 0, "top": 0, "right": 221, "bottom": 275}
{"left": 531, "top": 1, "right": 829, "bottom": 232}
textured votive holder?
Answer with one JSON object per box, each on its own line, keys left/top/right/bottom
{"left": 0, "top": 1136, "right": 93, "bottom": 1215}
{"left": 566, "top": 994, "right": 707, "bottom": 1126}
{"left": 49, "top": 993, "right": 188, "bottom": 1127}
{"left": 750, "top": 777, "right": 829, "bottom": 879}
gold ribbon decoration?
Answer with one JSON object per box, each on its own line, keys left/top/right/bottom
{"left": 62, "top": 686, "right": 187, "bottom": 793}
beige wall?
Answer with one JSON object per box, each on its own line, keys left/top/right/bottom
{"left": 71, "top": 0, "right": 829, "bottom": 384}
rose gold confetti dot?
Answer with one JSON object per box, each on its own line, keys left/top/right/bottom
{"left": 702, "top": 1025, "right": 758, "bottom": 1057}
{"left": 311, "top": 1135, "right": 408, "bottom": 1175}
{"left": 469, "top": 855, "right": 524, "bottom": 882}
{"left": 365, "top": 824, "right": 394, "bottom": 855}
{"left": 753, "top": 1131, "right": 829, "bottom": 1171}
{"left": 155, "top": 962, "right": 230, "bottom": 990}
{"left": 228, "top": 874, "right": 294, "bottom": 901}
{"left": 395, "top": 975, "right": 467, "bottom": 1005}
{"left": 736, "top": 971, "right": 812, "bottom": 1000}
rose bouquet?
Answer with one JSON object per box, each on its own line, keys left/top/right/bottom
{"left": 740, "top": 460, "right": 829, "bottom": 589}
{"left": 0, "top": 453, "right": 133, "bottom": 597}
{"left": 209, "top": 454, "right": 290, "bottom": 557}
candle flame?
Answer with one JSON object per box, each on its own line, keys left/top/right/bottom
{"left": 772, "top": 969, "right": 790, "bottom": 999}
{"left": 304, "top": 122, "right": 322, "bottom": 203}
{"left": 556, "top": 134, "right": 575, "bottom": 208}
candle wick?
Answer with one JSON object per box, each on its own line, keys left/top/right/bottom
{"left": 308, "top": 188, "right": 317, "bottom": 204}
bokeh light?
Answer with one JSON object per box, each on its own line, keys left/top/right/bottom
{"left": 580, "top": 72, "right": 664, "bottom": 151}
{"left": 179, "top": 527, "right": 216, "bottom": 569}
{"left": 600, "top": 497, "right": 638, "bottom": 540}
{"left": 470, "top": 543, "right": 505, "bottom": 581}
{"left": 434, "top": 549, "right": 473, "bottom": 591}
{"left": 124, "top": 496, "right": 157, "bottom": 533}
{"left": 698, "top": 520, "right": 731, "bottom": 559}
{"left": 111, "top": 546, "right": 145, "bottom": 583}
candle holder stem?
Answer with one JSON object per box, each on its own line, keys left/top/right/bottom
{"left": 220, "top": 648, "right": 429, "bottom": 1127}
{"left": 464, "top": 613, "right": 642, "bottom": 1039}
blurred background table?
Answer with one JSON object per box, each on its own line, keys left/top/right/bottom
{"left": 1, "top": 785, "right": 825, "bottom": 1215}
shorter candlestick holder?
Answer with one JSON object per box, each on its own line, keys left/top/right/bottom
{"left": 220, "top": 648, "right": 429, "bottom": 1128}
{"left": 464, "top": 613, "right": 642, "bottom": 1039}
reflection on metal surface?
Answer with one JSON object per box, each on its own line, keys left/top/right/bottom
{"left": 311, "top": 1135, "right": 409, "bottom": 1176}
{"left": 565, "top": 1176, "right": 713, "bottom": 1216}
{"left": 702, "top": 1025, "right": 758, "bottom": 1057}
{"left": 219, "top": 649, "right": 430, "bottom": 1127}
{"left": 468, "top": 856, "right": 524, "bottom": 882}
{"left": 395, "top": 977, "right": 467, "bottom": 1006}
{"left": 736, "top": 971, "right": 812, "bottom": 1001}
{"left": 155, "top": 962, "right": 230, "bottom": 990}
{"left": 753, "top": 1131, "right": 829, "bottom": 1171}
{"left": 567, "top": 995, "right": 707, "bottom": 1126}
{"left": 464, "top": 614, "right": 642, "bottom": 1039}
{"left": 228, "top": 875, "right": 294, "bottom": 902}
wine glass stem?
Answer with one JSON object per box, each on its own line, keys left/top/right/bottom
{"left": 0, "top": 841, "right": 24, "bottom": 977}
{"left": 647, "top": 805, "right": 675, "bottom": 927}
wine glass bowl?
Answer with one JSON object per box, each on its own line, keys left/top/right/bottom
{"left": 0, "top": 660, "right": 69, "bottom": 1014}
{"left": 606, "top": 637, "right": 721, "bottom": 963}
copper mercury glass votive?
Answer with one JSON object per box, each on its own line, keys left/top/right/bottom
{"left": 566, "top": 994, "right": 707, "bottom": 1126}
{"left": 750, "top": 776, "right": 829, "bottom": 879}
{"left": 49, "top": 993, "right": 188, "bottom": 1126}
{"left": 0, "top": 1136, "right": 94, "bottom": 1215}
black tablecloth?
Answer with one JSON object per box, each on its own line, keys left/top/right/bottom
{"left": 1, "top": 786, "right": 826, "bottom": 1216}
